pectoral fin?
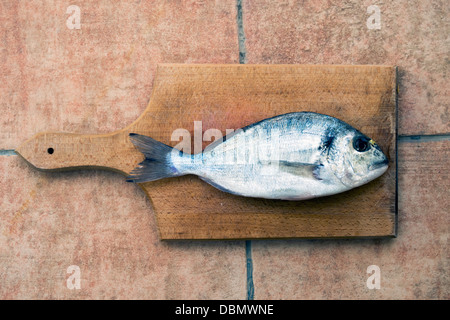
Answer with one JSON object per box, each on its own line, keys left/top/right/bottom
{"left": 278, "top": 161, "right": 325, "bottom": 180}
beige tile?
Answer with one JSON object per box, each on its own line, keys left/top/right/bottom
{"left": 0, "top": 1, "right": 239, "bottom": 149}
{"left": 0, "top": 1, "right": 243, "bottom": 299}
{"left": 0, "top": 156, "right": 245, "bottom": 299}
{"left": 251, "top": 140, "right": 449, "bottom": 299}
{"left": 243, "top": 0, "right": 449, "bottom": 135}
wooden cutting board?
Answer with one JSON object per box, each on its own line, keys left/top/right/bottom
{"left": 16, "top": 64, "right": 397, "bottom": 240}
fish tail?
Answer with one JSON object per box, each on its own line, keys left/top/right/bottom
{"left": 126, "top": 133, "right": 181, "bottom": 183}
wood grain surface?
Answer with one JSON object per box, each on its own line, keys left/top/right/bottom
{"left": 16, "top": 64, "right": 397, "bottom": 240}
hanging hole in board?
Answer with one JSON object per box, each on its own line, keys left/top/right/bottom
{"left": 47, "top": 148, "right": 54, "bottom": 154}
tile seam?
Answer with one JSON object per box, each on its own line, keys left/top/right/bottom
{"left": 397, "top": 134, "right": 450, "bottom": 142}
{"left": 245, "top": 240, "right": 254, "bottom": 300}
{"left": 0, "top": 149, "right": 16, "bottom": 156}
{"left": 237, "top": 0, "right": 253, "bottom": 300}
{"left": 236, "top": 0, "right": 247, "bottom": 64}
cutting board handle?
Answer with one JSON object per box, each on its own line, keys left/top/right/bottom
{"left": 15, "top": 131, "right": 144, "bottom": 174}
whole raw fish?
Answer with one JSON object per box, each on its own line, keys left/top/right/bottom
{"left": 127, "top": 112, "right": 389, "bottom": 200}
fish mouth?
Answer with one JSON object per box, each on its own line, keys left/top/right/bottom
{"left": 369, "top": 159, "right": 389, "bottom": 171}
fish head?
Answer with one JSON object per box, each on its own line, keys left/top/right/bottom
{"left": 328, "top": 130, "right": 389, "bottom": 188}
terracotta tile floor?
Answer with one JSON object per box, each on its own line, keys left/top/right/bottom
{"left": 0, "top": 1, "right": 448, "bottom": 299}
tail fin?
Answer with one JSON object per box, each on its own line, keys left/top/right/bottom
{"left": 126, "top": 133, "right": 180, "bottom": 183}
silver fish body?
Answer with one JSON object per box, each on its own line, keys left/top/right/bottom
{"left": 127, "top": 112, "right": 389, "bottom": 200}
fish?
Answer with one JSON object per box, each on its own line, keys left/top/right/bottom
{"left": 126, "top": 112, "right": 389, "bottom": 200}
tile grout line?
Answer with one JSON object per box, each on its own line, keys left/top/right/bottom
{"left": 398, "top": 133, "right": 450, "bottom": 142}
{"left": 0, "top": 149, "right": 16, "bottom": 156}
{"left": 245, "top": 240, "right": 254, "bottom": 300}
{"left": 395, "top": 68, "right": 399, "bottom": 237}
{"left": 236, "top": 0, "right": 254, "bottom": 300}
{"left": 236, "top": 0, "right": 247, "bottom": 64}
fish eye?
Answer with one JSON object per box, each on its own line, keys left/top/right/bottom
{"left": 353, "top": 136, "right": 370, "bottom": 152}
